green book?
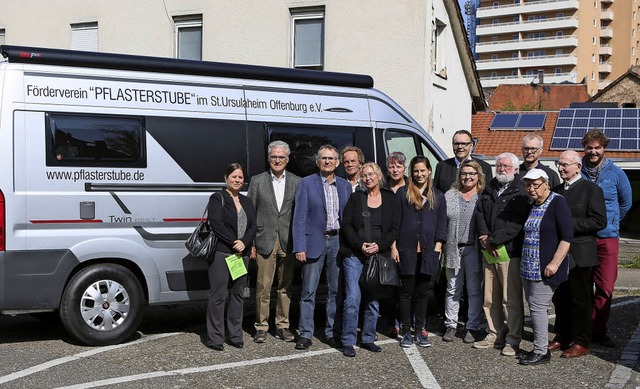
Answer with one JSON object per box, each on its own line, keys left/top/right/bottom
{"left": 225, "top": 253, "right": 248, "bottom": 280}
{"left": 482, "top": 245, "right": 510, "bottom": 264}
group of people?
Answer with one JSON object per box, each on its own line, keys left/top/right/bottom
{"left": 201, "top": 128, "right": 632, "bottom": 366}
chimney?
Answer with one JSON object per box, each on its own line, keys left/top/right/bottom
{"left": 538, "top": 70, "right": 544, "bottom": 84}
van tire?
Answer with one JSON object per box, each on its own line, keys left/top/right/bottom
{"left": 60, "top": 264, "right": 145, "bottom": 346}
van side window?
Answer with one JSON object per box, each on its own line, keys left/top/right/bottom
{"left": 46, "top": 113, "right": 145, "bottom": 167}
{"left": 268, "top": 124, "right": 355, "bottom": 177}
{"left": 384, "top": 129, "right": 439, "bottom": 169}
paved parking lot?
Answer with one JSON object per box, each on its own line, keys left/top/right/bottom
{"left": 1, "top": 278, "right": 640, "bottom": 389}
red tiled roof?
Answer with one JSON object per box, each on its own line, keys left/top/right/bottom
{"left": 471, "top": 111, "right": 640, "bottom": 159}
{"left": 487, "top": 84, "right": 589, "bottom": 111}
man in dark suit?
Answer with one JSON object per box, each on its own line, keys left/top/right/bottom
{"left": 551, "top": 150, "right": 606, "bottom": 358}
{"left": 519, "top": 134, "right": 560, "bottom": 189}
{"left": 292, "top": 145, "right": 352, "bottom": 350}
{"left": 248, "top": 141, "right": 301, "bottom": 344}
{"left": 433, "top": 130, "right": 493, "bottom": 193}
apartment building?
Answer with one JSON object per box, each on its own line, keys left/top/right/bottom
{"left": 0, "top": 0, "right": 485, "bottom": 152}
{"left": 474, "top": 0, "right": 640, "bottom": 95}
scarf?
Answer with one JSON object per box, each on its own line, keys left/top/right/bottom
{"left": 583, "top": 156, "right": 607, "bottom": 183}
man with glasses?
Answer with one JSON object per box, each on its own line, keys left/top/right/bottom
{"left": 550, "top": 150, "right": 606, "bottom": 358}
{"left": 580, "top": 129, "right": 632, "bottom": 348}
{"left": 248, "top": 141, "right": 301, "bottom": 344}
{"left": 519, "top": 134, "right": 560, "bottom": 189}
{"left": 434, "top": 130, "right": 493, "bottom": 193}
{"left": 474, "top": 152, "right": 530, "bottom": 357}
{"left": 292, "top": 145, "right": 352, "bottom": 350}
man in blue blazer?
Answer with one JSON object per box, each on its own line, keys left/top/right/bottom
{"left": 292, "top": 145, "right": 352, "bottom": 350}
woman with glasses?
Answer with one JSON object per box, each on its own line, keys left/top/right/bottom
{"left": 339, "top": 162, "right": 400, "bottom": 357}
{"left": 392, "top": 156, "right": 446, "bottom": 348}
{"left": 442, "top": 161, "right": 485, "bottom": 344}
{"left": 517, "top": 169, "right": 573, "bottom": 365}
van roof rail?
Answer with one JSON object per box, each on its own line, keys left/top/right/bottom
{"left": 0, "top": 45, "right": 374, "bottom": 89}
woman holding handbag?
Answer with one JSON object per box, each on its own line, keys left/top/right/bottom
{"left": 393, "top": 156, "right": 447, "bottom": 348}
{"left": 340, "top": 162, "right": 400, "bottom": 357}
{"left": 205, "top": 163, "right": 257, "bottom": 351}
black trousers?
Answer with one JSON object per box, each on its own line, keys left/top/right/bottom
{"left": 552, "top": 266, "right": 594, "bottom": 348}
{"left": 206, "top": 250, "right": 248, "bottom": 347}
{"left": 399, "top": 255, "right": 432, "bottom": 334}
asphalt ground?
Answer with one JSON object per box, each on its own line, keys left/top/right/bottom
{"left": 0, "top": 239, "right": 638, "bottom": 388}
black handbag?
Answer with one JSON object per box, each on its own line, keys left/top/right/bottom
{"left": 185, "top": 193, "right": 224, "bottom": 258}
{"left": 358, "top": 194, "right": 401, "bottom": 299}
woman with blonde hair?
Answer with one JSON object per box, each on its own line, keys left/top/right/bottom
{"left": 392, "top": 156, "right": 447, "bottom": 348}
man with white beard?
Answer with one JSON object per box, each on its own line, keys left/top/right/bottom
{"left": 474, "top": 153, "right": 531, "bottom": 357}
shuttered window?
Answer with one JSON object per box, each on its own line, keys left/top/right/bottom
{"left": 174, "top": 16, "right": 202, "bottom": 60}
{"left": 70, "top": 22, "right": 98, "bottom": 52}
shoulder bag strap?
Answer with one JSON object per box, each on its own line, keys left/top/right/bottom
{"left": 360, "top": 193, "right": 372, "bottom": 242}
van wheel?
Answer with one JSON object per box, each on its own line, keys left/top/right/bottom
{"left": 60, "top": 264, "right": 145, "bottom": 346}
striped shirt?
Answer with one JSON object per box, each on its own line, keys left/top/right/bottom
{"left": 323, "top": 177, "right": 340, "bottom": 231}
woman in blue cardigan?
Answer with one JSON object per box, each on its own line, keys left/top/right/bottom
{"left": 392, "top": 156, "right": 447, "bottom": 348}
{"left": 518, "top": 168, "right": 573, "bottom": 365}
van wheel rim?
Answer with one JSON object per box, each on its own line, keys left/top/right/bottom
{"left": 80, "top": 279, "right": 131, "bottom": 331}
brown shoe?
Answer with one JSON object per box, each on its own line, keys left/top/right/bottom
{"left": 254, "top": 330, "right": 267, "bottom": 343}
{"left": 548, "top": 341, "right": 563, "bottom": 351}
{"left": 276, "top": 328, "right": 295, "bottom": 342}
{"left": 561, "top": 343, "right": 589, "bottom": 358}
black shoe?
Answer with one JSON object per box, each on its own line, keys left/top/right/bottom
{"left": 295, "top": 337, "right": 312, "bottom": 350}
{"left": 360, "top": 342, "right": 382, "bottom": 352}
{"left": 326, "top": 337, "right": 343, "bottom": 349}
{"left": 593, "top": 334, "right": 615, "bottom": 348}
{"left": 518, "top": 350, "right": 551, "bottom": 365}
{"left": 516, "top": 349, "right": 534, "bottom": 360}
{"left": 343, "top": 345, "right": 356, "bottom": 357}
{"left": 207, "top": 344, "right": 224, "bottom": 351}
{"left": 230, "top": 341, "right": 244, "bottom": 349}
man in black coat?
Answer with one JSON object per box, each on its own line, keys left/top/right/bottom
{"left": 434, "top": 130, "right": 493, "bottom": 193}
{"left": 474, "top": 152, "right": 531, "bottom": 356}
{"left": 551, "top": 150, "right": 607, "bottom": 358}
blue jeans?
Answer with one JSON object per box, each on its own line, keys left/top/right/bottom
{"left": 341, "top": 256, "right": 379, "bottom": 346}
{"left": 298, "top": 234, "right": 340, "bottom": 340}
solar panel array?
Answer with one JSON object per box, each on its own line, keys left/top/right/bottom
{"left": 490, "top": 113, "right": 546, "bottom": 130}
{"left": 551, "top": 108, "right": 640, "bottom": 151}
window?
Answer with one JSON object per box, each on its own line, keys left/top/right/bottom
{"left": 592, "top": 54, "right": 596, "bottom": 63}
{"left": 433, "top": 19, "right": 447, "bottom": 73}
{"left": 268, "top": 124, "right": 355, "bottom": 177}
{"left": 492, "top": 36, "right": 499, "bottom": 42}
{"left": 594, "top": 19, "right": 597, "bottom": 27}
{"left": 527, "top": 50, "right": 545, "bottom": 57}
{"left": 556, "top": 31, "right": 564, "bottom": 37}
{"left": 512, "top": 70, "right": 518, "bottom": 76}
{"left": 491, "top": 71, "right": 498, "bottom": 77}
{"left": 557, "top": 12, "right": 564, "bottom": 18}
{"left": 174, "top": 15, "right": 202, "bottom": 60}
{"left": 512, "top": 52, "right": 519, "bottom": 58}
{"left": 46, "top": 113, "right": 144, "bottom": 167}
{"left": 593, "top": 37, "right": 596, "bottom": 44}
{"left": 291, "top": 8, "right": 325, "bottom": 70}
{"left": 492, "top": 54, "right": 499, "bottom": 60}
{"left": 592, "top": 71, "right": 596, "bottom": 80}
{"left": 528, "top": 32, "right": 546, "bottom": 39}
{"left": 492, "top": 19, "right": 499, "bottom": 25}
{"left": 555, "top": 68, "right": 562, "bottom": 74}
{"left": 633, "top": 29, "right": 636, "bottom": 38}
{"left": 556, "top": 49, "right": 563, "bottom": 55}
{"left": 70, "top": 22, "right": 98, "bottom": 51}
{"left": 0, "top": 29, "right": 5, "bottom": 46}
{"left": 513, "top": 34, "right": 519, "bottom": 40}
{"left": 383, "top": 130, "right": 438, "bottom": 175}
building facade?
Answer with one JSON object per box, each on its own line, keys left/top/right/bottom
{"left": 0, "top": 0, "right": 485, "bottom": 153}
{"left": 474, "top": 0, "right": 640, "bottom": 95}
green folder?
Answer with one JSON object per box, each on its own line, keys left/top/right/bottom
{"left": 482, "top": 245, "right": 510, "bottom": 264}
{"left": 225, "top": 253, "right": 248, "bottom": 280}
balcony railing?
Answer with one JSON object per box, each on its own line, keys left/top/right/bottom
{"left": 477, "top": 16, "right": 577, "bottom": 30}
{"left": 476, "top": 54, "right": 576, "bottom": 64}
{"left": 476, "top": 35, "right": 578, "bottom": 47}
{"left": 477, "top": 0, "right": 578, "bottom": 13}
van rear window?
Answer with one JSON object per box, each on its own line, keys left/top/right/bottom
{"left": 45, "top": 113, "right": 145, "bottom": 167}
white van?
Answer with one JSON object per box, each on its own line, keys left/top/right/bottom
{"left": 0, "top": 45, "right": 447, "bottom": 345}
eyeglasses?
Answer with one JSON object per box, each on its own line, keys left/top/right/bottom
{"left": 269, "top": 156, "right": 287, "bottom": 161}
{"left": 453, "top": 142, "right": 472, "bottom": 148}
{"left": 524, "top": 181, "right": 546, "bottom": 190}
{"left": 319, "top": 156, "right": 337, "bottom": 161}
{"left": 460, "top": 172, "right": 478, "bottom": 177}
{"left": 554, "top": 161, "right": 578, "bottom": 169}
{"left": 362, "top": 172, "right": 377, "bottom": 178}
{"left": 522, "top": 147, "right": 541, "bottom": 153}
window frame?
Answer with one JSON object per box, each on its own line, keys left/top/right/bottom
{"left": 174, "top": 15, "right": 203, "bottom": 61}
{"left": 70, "top": 22, "right": 98, "bottom": 52}
{"left": 290, "top": 9, "right": 325, "bottom": 71}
